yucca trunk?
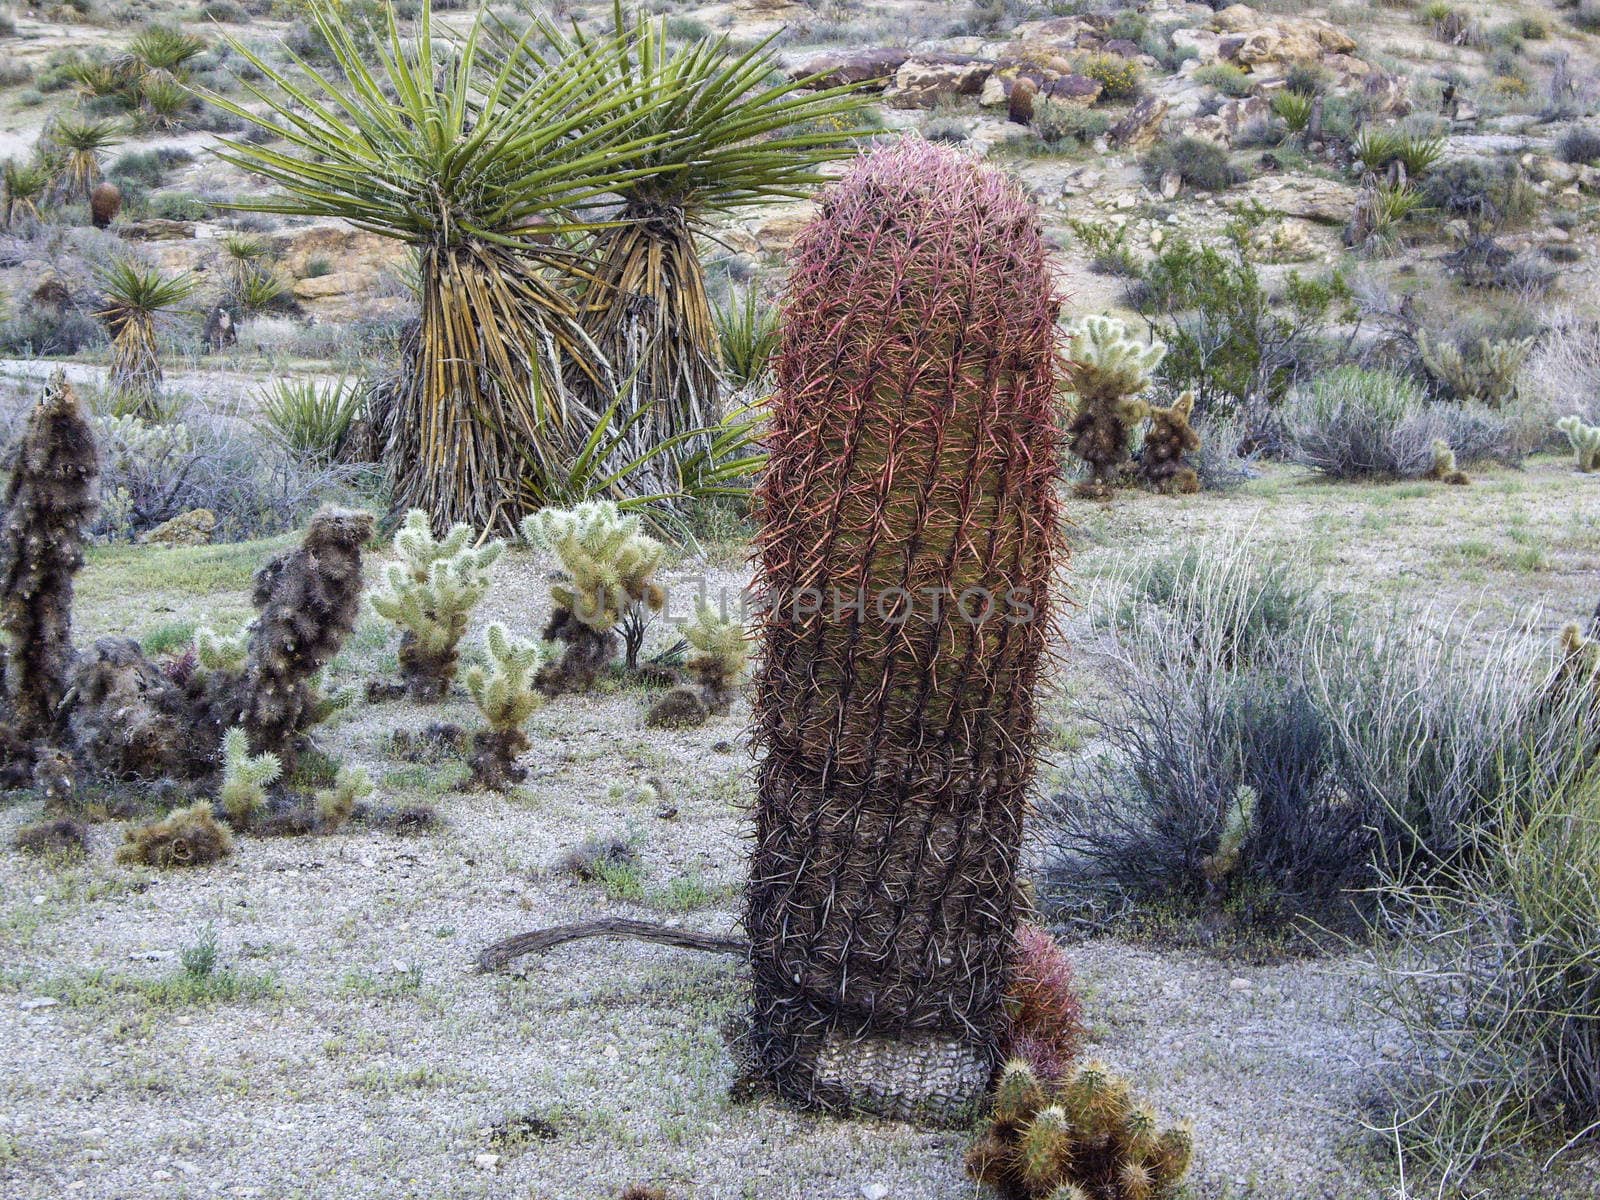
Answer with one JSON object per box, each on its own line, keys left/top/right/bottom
{"left": 583, "top": 202, "right": 722, "bottom": 466}
{"left": 108, "top": 313, "right": 162, "bottom": 414}
{"left": 385, "top": 240, "right": 609, "bottom": 536}
{"left": 748, "top": 142, "right": 1064, "bottom": 1123}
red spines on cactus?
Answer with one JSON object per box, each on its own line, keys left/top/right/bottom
{"left": 1002, "top": 923, "right": 1087, "bottom": 1082}
{"left": 748, "top": 139, "right": 1066, "bottom": 1118}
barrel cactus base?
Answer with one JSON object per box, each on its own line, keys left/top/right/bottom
{"left": 811, "top": 1032, "right": 991, "bottom": 1125}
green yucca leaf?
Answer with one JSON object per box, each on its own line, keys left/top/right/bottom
{"left": 96, "top": 258, "right": 199, "bottom": 315}
{"left": 199, "top": 0, "right": 703, "bottom": 251}
{"left": 494, "top": 1, "right": 872, "bottom": 219}
{"left": 52, "top": 114, "right": 126, "bottom": 153}
{"left": 128, "top": 25, "right": 207, "bottom": 73}
{"left": 714, "top": 284, "right": 780, "bottom": 387}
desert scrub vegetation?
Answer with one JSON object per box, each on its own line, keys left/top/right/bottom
{"left": 1140, "top": 135, "right": 1242, "bottom": 192}
{"left": 1044, "top": 542, "right": 1597, "bottom": 943}
{"left": 1287, "top": 366, "right": 1508, "bottom": 480}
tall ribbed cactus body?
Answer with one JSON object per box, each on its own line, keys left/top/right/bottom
{"left": 749, "top": 141, "right": 1065, "bottom": 1122}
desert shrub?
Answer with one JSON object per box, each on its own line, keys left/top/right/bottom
{"left": 1032, "top": 99, "right": 1110, "bottom": 147}
{"left": 255, "top": 377, "right": 361, "bottom": 465}
{"left": 1418, "top": 330, "right": 1532, "bottom": 406}
{"left": 1067, "top": 218, "right": 1137, "bottom": 277}
{"left": 1285, "top": 62, "right": 1331, "bottom": 96}
{"left": 1046, "top": 545, "right": 1589, "bottom": 939}
{"left": 1047, "top": 546, "right": 1370, "bottom": 935}
{"left": 1287, "top": 366, "right": 1509, "bottom": 478}
{"left": 1558, "top": 125, "right": 1600, "bottom": 164}
{"left": 1422, "top": 157, "right": 1538, "bottom": 231}
{"left": 1077, "top": 52, "right": 1141, "bottom": 100}
{"left": 93, "top": 408, "right": 370, "bottom": 542}
{"left": 0, "top": 304, "right": 105, "bottom": 355}
{"left": 1351, "top": 126, "right": 1445, "bottom": 176}
{"left": 1141, "top": 135, "right": 1243, "bottom": 192}
{"left": 1131, "top": 220, "right": 1348, "bottom": 433}
{"left": 146, "top": 192, "right": 214, "bottom": 221}
{"left": 1369, "top": 768, "right": 1600, "bottom": 1185}
{"left": 1519, "top": 309, "right": 1600, "bottom": 427}
{"left": 1192, "top": 63, "right": 1254, "bottom": 98}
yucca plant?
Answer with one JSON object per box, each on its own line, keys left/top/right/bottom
{"left": 233, "top": 266, "right": 290, "bottom": 315}
{"left": 256, "top": 377, "right": 362, "bottom": 465}
{"left": 127, "top": 25, "right": 206, "bottom": 76}
{"left": 94, "top": 259, "right": 198, "bottom": 416}
{"left": 137, "top": 74, "right": 196, "bottom": 129}
{"left": 48, "top": 115, "right": 123, "bottom": 203}
{"left": 714, "top": 283, "right": 781, "bottom": 388}
{"left": 1, "top": 158, "right": 49, "bottom": 228}
{"left": 504, "top": 6, "right": 867, "bottom": 470}
{"left": 200, "top": 0, "right": 698, "bottom": 535}
{"left": 1271, "top": 89, "right": 1314, "bottom": 134}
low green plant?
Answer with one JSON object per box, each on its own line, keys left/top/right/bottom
{"left": 1193, "top": 63, "right": 1254, "bottom": 98}
{"left": 1142, "top": 136, "right": 1242, "bottom": 192}
{"left": 1271, "top": 90, "right": 1314, "bottom": 134}
{"left": 713, "top": 284, "right": 779, "bottom": 387}
{"left": 127, "top": 25, "right": 206, "bottom": 75}
{"left": 1351, "top": 126, "right": 1444, "bottom": 176}
{"left": 2, "top": 158, "right": 49, "bottom": 227}
{"left": 256, "top": 378, "right": 362, "bottom": 465}
{"left": 1067, "top": 218, "right": 1138, "bottom": 277}
{"left": 1032, "top": 97, "right": 1110, "bottom": 147}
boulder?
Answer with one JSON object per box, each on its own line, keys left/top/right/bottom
{"left": 1182, "top": 95, "right": 1272, "bottom": 145}
{"left": 117, "top": 219, "right": 195, "bottom": 242}
{"left": 1213, "top": 4, "right": 1357, "bottom": 54}
{"left": 1044, "top": 74, "right": 1102, "bottom": 106}
{"left": 140, "top": 509, "right": 217, "bottom": 547}
{"left": 885, "top": 54, "right": 993, "bottom": 108}
{"left": 292, "top": 270, "right": 366, "bottom": 300}
{"left": 790, "top": 47, "right": 911, "bottom": 91}
{"left": 1110, "top": 95, "right": 1169, "bottom": 150}
{"left": 1233, "top": 175, "right": 1358, "bottom": 225}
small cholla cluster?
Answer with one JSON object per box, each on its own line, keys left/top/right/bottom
{"left": 465, "top": 623, "right": 543, "bottom": 790}
{"left": 218, "top": 727, "right": 281, "bottom": 826}
{"left": 521, "top": 501, "right": 667, "bottom": 694}
{"left": 967, "top": 1058, "right": 1193, "bottom": 1200}
{"left": 368, "top": 509, "right": 505, "bottom": 701}
{"left": 1000, "top": 923, "right": 1086, "bottom": 1084}
{"left": 1558, "top": 415, "right": 1600, "bottom": 473}
{"left": 1137, "top": 392, "right": 1200, "bottom": 496}
{"left": 1064, "top": 317, "right": 1165, "bottom": 500}
{"left": 648, "top": 601, "right": 749, "bottom": 728}
{"left": 1425, "top": 439, "right": 1469, "bottom": 486}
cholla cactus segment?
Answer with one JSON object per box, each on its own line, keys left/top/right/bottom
{"left": 1063, "top": 315, "right": 1165, "bottom": 403}
{"left": 682, "top": 600, "right": 747, "bottom": 716}
{"left": 194, "top": 625, "right": 248, "bottom": 676}
{"left": 467, "top": 624, "right": 544, "bottom": 732}
{"left": 315, "top": 764, "right": 373, "bottom": 830}
{"left": 368, "top": 508, "right": 504, "bottom": 700}
{"left": 466, "top": 623, "right": 543, "bottom": 790}
{"left": 1558, "top": 415, "right": 1600, "bottom": 472}
{"left": 520, "top": 501, "right": 667, "bottom": 634}
{"left": 219, "top": 725, "right": 282, "bottom": 825}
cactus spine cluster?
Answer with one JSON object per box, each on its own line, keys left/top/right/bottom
{"left": 1425, "top": 438, "right": 1469, "bottom": 485}
{"left": 1066, "top": 316, "right": 1164, "bottom": 499}
{"left": 0, "top": 372, "right": 98, "bottom": 754}
{"left": 368, "top": 509, "right": 504, "bottom": 701}
{"left": 750, "top": 141, "right": 1064, "bottom": 1120}
{"left": 1558, "top": 415, "right": 1600, "bottom": 473}
{"left": 967, "top": 1058, "right": 1193, "bottom": 1200}
{"left": 1138, "top": 391, "right": 1201, "bottom": 495}
{"left": 521, "top": 501, "right": 667, "bottom": 693}
{"left": 466, "top": 623, "right": 543, "bottom": 790}
{"left": 682, "top": 601, "right": 747, "bottom": 715}
{"left": 218, "top": 726, "right": 282, "bottom": 826}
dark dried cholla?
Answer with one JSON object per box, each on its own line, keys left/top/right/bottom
{"left": 749, "top": 142, "right": 1064, "bottom": 1122}
{"left": 1138, "top": 392, "right": 1202, "bottom": 495}
{"left": 14, "top": 816, "right": 89, "bottom": 857}
{"left": 0, "top": 372, "right": 98, "bottom": 761}
{"left": 115, "top": 801, "right": 234, "bottom": 868}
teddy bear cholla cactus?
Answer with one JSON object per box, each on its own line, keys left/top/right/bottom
{"left": 1065, "top": 316, "right": 1164, "bottom": 499}
{"left": 466, "top": 623, "right": 543, "bottom": 790}
{"left": 218, "top": 726, "right": 281, "bottom": 826}
{"left": 1424, "top": 438, "right": 1469, "bottom": 485}
{"left": 521, "top": 501, "right": 667, "bottom": 693}
{"left": 368, "top": 509, "right": 504, "bottom": 701}
{"left": 1137, "top": 391, "right": 1201, "bottom": 495}
{"left": 966, "top": 1058, "right": 1193, "bottom": 1200}
{"left": 684, "top": 601, "right": 747, "bottom": 715}
{"left": 1558, "top": 415, "right": 1600, "bottom": 473}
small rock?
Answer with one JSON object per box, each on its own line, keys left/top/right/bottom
{"left": 473, "top": 1152, "right": 501, "bottom": 1171}
{"left": 1229, "top": 977, "right": 1253, "bottom": 993}
{"left": 1160, "top": 170, "right": 1182, "bottom": 200}
{"left": 862, "top": 1185, "right": 890, "bottom": 1200}
{"left": 19, "top": 997, "right": 59, "bottom": 1011}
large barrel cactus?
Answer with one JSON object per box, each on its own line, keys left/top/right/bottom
{"left": 749, "top": 140, "right": 1065, "bottom": 1122}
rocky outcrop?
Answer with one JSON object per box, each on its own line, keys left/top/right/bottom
{"left": 1213, "top": 4, "right": 1357, "bottom": 65}
{"left": 790, "top": 47, "right": 910, "bottom": 91}
{"left": 1110, "top": 96, "right": 1169, "bottom": 150}
{"left": 884, "top": 54, "right": 992, "bottom": 108}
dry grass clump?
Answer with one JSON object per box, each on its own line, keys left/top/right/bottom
{"left": 14, "top": 817, "right": 89, "bottom": 858}
{"left": 116, "top": 802, "right": 233, "bottom": 868}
